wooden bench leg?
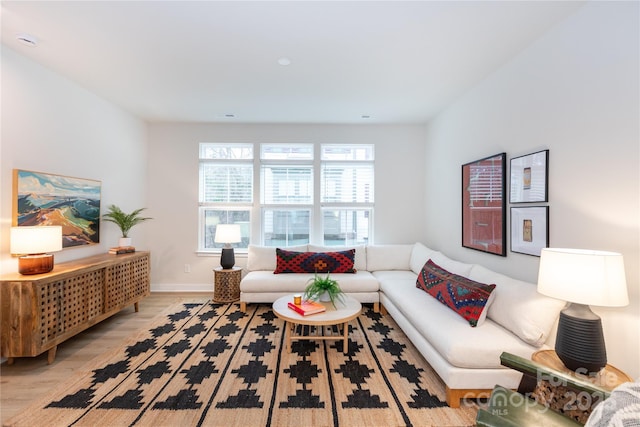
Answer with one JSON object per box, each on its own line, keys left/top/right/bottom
{"left": 134, "top": 302, "right": 139, "bottom": 312}
{"left": 47, "top": 345, "right": 57, "bottom": 365}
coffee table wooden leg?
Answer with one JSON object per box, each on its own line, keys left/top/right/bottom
{"left": 287, "top": 322, "right": 293, "bottom": 353}
{"left": 342, "top": 321, "right": 349, "bottom": 353}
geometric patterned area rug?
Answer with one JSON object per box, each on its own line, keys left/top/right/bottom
{"left": 4, "top": 301, "right": 477, "bottom": 427}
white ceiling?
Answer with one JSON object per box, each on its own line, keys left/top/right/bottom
{"left": 1, "top": 1, "right": 584, "bottom": 124}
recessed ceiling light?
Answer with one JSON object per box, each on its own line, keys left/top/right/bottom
{"left": 361, "top": 115, "right": 371, "bottom": 119}
{"left": 16, "top": 33, "right": 37, "bottom": 47}
{"left": 224, "top": 114, "right": 235, "bottom": 118}
{"left": 277, "top": 57, "right": 291, "bottom": 66}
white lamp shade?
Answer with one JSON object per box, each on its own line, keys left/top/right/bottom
{"left": 10, "top": 226, "right": 63, "bottom": 254}
{"left": 537, "top": 248, "right": 628, "bottom": 307}
{"left": 214, "top": 224, "right": 242, "bottom": 244}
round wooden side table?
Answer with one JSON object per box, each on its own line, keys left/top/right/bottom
{"left": 531, "top": 349, "right": 632, "bottom": 423}
{"left": 213, "top": 266, "right": 242, "bottom": 303}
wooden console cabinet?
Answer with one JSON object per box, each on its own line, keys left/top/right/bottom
{"left": 1, "top": 251, "right": 150, "bottom": 364}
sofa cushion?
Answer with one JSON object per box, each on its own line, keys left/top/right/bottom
{"left": 366, "top": 244, "right": 413, "bottom": 271}
{"left": 274, "top": 248, "right": 356, "bottom": 274}
{"left": 308, "top": 244, "right": 367, "bottom": 272}
{"left": 410, "top": 242, "right": 437, "bottom": 275}
{"left": 416, "top": 260, "right": 496, "bottom": 327}
{"left": 241, "top": 270, "right": 379, "bottom": 294}
{"left": 372, "top": 270, "right": 418, "bottom": 282}
{"left": 469, "top": 265, "right": 566, "bottom": 347}
{"left": 429, "top": 252, "right": 473, "bottom": 277}
{"left": 246, "top": 244, "right": 308, "bottom": 271}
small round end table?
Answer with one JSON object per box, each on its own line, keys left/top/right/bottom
{"left": 213, "top": 266, "right": 242, "bottom": 303}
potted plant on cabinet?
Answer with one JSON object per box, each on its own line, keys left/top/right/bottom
{"left": 303, "top": 272, "right": 345, "bottom": 308}
{"left": 102, "top": 204, "right": 152, "bottom": 247}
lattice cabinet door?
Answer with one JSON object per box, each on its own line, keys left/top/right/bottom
{"left": 104, "top": 254, "right": 150, "bottom": 312}
{"left": 36, "top": 269, "right": 105, "bottom": 347}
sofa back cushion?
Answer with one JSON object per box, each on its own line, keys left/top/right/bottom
{"left": 308, "top": 244, "right": 367, "bottom": 272}
{"left": 416, "top": 260, "right": 496, "bottom": 327}
{"left": 274, "top": 248, "right": 356, "bottom": 274}
{"left": 366, "top": 244, "right": 413, "bottom": 271}
{"left": 469, "top": 264, "right": 566, "bottom": 347}
{"left": 246, "top": 244, "right": 308, "bottom": 271}
{"left": 410, "top": 242, "right": 437, "bottom": 275}
{"left": 429, "top": 252, "right": 474, "bottom": 277}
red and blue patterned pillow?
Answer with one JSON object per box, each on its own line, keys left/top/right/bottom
{"left": 274, "top": 248, "right": 356, "bottom": 274}
{"left": 416, "top": 259, "right": 496, "bottom": 327}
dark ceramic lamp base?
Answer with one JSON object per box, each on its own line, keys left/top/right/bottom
{"left": 555, "top": 304, "right": 607, "bottom": 374}
{"left": 220, "top": 248, "right": 235, "bottom": 269}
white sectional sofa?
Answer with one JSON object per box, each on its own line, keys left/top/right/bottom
{"left": 240, "top": 244, "right": 381, "bottom": 312}
{"left": 239, "top": 242, "right": 566, "bottom": 408}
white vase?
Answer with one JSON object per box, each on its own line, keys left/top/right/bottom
{"left": 119, "top": 237, "right": 132, "bottom": 247}
{"left": 319, "top": 291, "right": 331, "bottom": 302}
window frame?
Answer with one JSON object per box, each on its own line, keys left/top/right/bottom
{"left": 198, "top": 142, "right": 374, "bottom": 253}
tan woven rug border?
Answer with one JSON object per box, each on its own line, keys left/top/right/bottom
{"left": 4, "top": 301, "right": 477, "bottom": 427}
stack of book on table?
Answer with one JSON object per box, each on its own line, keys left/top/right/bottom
{"left": 288, "top": 300, "right": 326, "bottom": 316}
{"left": 109, "top": 246, "right": 136, "bottom": 255}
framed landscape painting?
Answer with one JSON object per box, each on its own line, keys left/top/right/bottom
{"left": 461, "top": 153, "right": 506, "bottom": 256}
{"left": 13, "top": 169, "right": 101, "bottom": 247}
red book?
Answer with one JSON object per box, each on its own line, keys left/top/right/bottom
{"left": 287, "top": 300, "right": 326, "bottom": 316}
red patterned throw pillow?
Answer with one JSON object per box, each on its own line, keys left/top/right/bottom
{"left": 274, "top": 248, "right": 356, "bottom": 274}
{"left": 416, "top": 259, "right": 496, "bottom": 327}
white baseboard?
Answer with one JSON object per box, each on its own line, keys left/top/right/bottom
{"left": 150, "top": 283, "right": 213, "bottom": 293}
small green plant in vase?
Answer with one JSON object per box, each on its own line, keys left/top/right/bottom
{"left": 303, "top": 272, "right": 345, "bottom": 308}
{"left": 102, "top": 204, "right": 152, "bottom": 246}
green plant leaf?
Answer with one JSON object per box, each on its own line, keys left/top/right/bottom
{"left": 102, "top": 204, "right": 152, "bottom": 237}
{"left": 303, "top": 272, "right": 345, "bottom": 308}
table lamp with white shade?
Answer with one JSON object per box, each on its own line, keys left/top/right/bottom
{"left": 10, "top": 226, "right": 63, "bottom": 275}
{"left": 537, "top": 248, "right": 628, "bottom": 374}
{"left": 215, "top": 224, "right": 241, "bottom": 269}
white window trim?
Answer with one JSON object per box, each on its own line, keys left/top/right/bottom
{"left": 198, "top": 142, "right": 374, "bottom": 253}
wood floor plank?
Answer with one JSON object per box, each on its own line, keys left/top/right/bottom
{"left": 0, "top": 292, "right": 213, "bottom": 423}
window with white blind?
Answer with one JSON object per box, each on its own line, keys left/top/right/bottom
{"left": 198, "top": 142, "right": 374, "bottom": 252}
{"left": 260, "top": 143, "right": 314, "bottom": 246}
{"left": 199, "top": 143, "right": 252, "bottom": 251}
{"left": 320, "top": 144, "right": 374, "bottom": 246}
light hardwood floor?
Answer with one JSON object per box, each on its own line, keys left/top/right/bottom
{"left": 0, "top": 292, "right": 214, "bottom": 424}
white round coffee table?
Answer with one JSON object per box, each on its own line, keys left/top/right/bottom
{"left": 272, "top": 294, "right": 362, "bottom": 354}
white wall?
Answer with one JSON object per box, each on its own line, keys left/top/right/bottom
{"left": 0, "top": 47, "right": 148, "bottom": 273}
{"left": 423, "top": 2, "right": 639, "bottom": 377}
{"left": 146, "top": 123, "right": 426, "bottom": 290}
